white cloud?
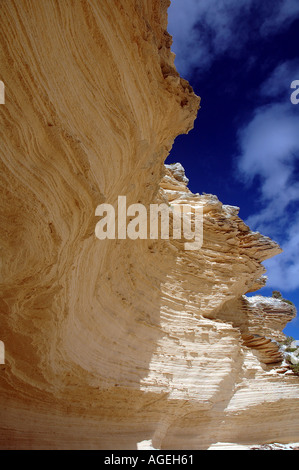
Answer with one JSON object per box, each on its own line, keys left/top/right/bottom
{"left": 237, "top": 102, "right": 299, "bottom": 195}
{"left": 263, "top": 215, "right": 299, "bottom": 291}
{"left": 168, "top": 0, "right": 299, "bottom": 77}
{"left": 260, "top": 0, "right": 299, "bottom": 34}
{"left": 168, "top": 0, "right": 247, "bottom": 76}
{"left": 236, "top": 73, "right": 299, "bottom": 291}
{"left": 260, "top": 59, "right": 299, "bottom": 99}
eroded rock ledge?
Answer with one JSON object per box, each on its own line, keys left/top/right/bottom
{"left": 0, "top": 0, "right": 298, "bottom": 450}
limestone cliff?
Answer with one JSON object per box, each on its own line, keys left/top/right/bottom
{"left": 0, "top": 0, "right": 298, "bottom": 450}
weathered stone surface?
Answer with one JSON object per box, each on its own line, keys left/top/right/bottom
{"left": 0, "top": 0, "right": 298, "bottom": 450}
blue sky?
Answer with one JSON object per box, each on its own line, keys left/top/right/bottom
{"left": 166, "top": 0, "right": 299, "bottom": 339}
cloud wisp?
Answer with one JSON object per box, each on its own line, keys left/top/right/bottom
{"left": 236, "top": 60, "right": 299, "bottom": 291}
{"left": 168, "top": 0, "right": 299, "bottom": 77}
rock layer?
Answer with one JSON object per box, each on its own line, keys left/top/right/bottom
{"left": 0, "top": 0, "right": 298, "bottom": 450}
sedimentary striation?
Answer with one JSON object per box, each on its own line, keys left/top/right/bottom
{"left": 0, "top": 0, "right": 298, "bottom": 450}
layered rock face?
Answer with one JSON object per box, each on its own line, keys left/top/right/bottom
{"left": 0, "top": 0, "right": 298, "bottom": 450}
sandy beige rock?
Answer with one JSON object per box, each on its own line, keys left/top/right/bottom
{"left": 0, "top": 0, "right": 298, "bottom": 450}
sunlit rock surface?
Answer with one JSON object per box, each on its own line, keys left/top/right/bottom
{"left": 0, "top": 0, "right": 298, "bottom": 450}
